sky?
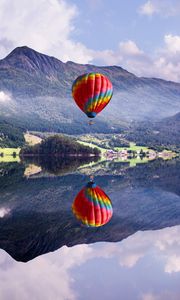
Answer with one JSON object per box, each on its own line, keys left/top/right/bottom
{"left": 0, "top": 0, "right": 180, "bottom": 82}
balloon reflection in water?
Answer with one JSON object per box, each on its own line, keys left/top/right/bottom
{"left": 72, "top": 181, "right": 113, "bottom": 227}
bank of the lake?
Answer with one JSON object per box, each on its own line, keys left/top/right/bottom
{"left": 1, "top": 133, "right": 178, "bottom": 165}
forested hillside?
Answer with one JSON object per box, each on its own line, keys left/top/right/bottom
{"left": 20, "top": 135, "right": 100, "bottom": 156}
{"left": 0, "top": 46, "right": 180, "bottom": 134}
{"left": 126, "top": 113, "right": 180, "bottom": 151}
{"left": 0, "top": 118, "right": 25, "bottom": 147}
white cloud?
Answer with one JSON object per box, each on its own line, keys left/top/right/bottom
{"left": 92, "top": 40, "right": 154, "bottom": 79}
{"left": 164, "top": 34, "right": 180, "bottom": 53}
{"left": 0, "top": 245, "right": 92, "bottom": 300}
{"left": 116, "top": 225, "right": 180, "bottom": 274}
{"left": 119, "top": 40, "right": 144, "bottom": 56}
{"left": 0, "top": 1, "right": 180, "bottom": 82}
{"left": 141, "top": 293, "right": 159, "bottom": 300}
{"left": 82, "top": 225, "right": 180, "bottom": 273}
{"left": 0, "top": 208, "right": 10, "bottom": 218}
{"left": 139, "top": 1, "right": 157, "bottom": 16}
{"left": 165, "top": 255, "right": 180, "bottom": 273}
{"left": 92, "top": 34, "right": 180, "bottom": 82}
{"left": 139, "top": 0, "right": 180, "bottom": 17}
{"left": 153, "top": 34, "right": 180, "bottom": 81}
{"left": 0, "top": 0, "right": 92, "bottom": 63}
{"left": 119, "top": 253, "right": 143, "bottom": 268}
{"left": 93, "top": 49, "right": 122, "bottom": 66}
{"left": 0, "top": 226, "right": 180, "bottom": 299}
{"left": 92, "top": 40, "right": 147, "bottom": 68}
{"left": 0, "top": 91, "right": 11, "bottom": 103}
{"left": 141, "top": 291, "right": 180, "bottom": 300}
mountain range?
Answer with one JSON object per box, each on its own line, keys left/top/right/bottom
{"left": 0, "top": 46, "right": 180, "bottom": 134}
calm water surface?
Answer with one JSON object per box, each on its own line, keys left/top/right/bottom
{"left": 0, "top": 158, "right": 180, "bottom": 300}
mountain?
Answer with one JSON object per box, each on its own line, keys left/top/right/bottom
{"left": 0, "top": 46, "right": 180, "bottom": 133}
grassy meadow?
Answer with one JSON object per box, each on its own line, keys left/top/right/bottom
{"left": 0, "top": 148, "right": 21, "bottom": 162}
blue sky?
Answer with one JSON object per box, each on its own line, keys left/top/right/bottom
{"left": 0, "top": 0, "right": 180, "bottom": 81}
{"left": 69, "top": 0, "right": 177, "bottom": 53}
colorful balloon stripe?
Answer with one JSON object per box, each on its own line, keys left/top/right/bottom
{"left": 72, "top": 182, "right": 113, "bottom": 227}
{"left": 72, "top": 73, "right": 113, "bottom": 118}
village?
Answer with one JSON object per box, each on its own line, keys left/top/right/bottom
{"left": 104, "top": 148, "right": 176, "bottom": 161}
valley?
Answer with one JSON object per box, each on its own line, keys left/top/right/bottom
{"left": 0, "top": 47, "right": 179, "bottom": 165}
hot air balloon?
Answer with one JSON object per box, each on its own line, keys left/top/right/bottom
{"left": 72, "top": 180, "right": 113, "bottom": 227}
{"left": 72, "top": 73, "right": 113, "bottom": 119}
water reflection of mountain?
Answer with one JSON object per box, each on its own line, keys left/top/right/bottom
{"left": 0, "top": 162, "right": 25, "bottom": 190}
{"left": 0, "top": 158, "right": 179, "bottom": 262}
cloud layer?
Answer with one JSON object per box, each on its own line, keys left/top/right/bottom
{"left": 139, "top": 0, "right": 180, "bottom": 17}
{"left": 0, "top": 226, "right": 180, "bottom": 299}
{"left": 93, "top": 34, "right": 180, "bottom": 82}
{"left": 0, "top": 0, "right": 92, "bottom": 63}
{"left": 0, "top": 1, "right": 180, "bottom": 82}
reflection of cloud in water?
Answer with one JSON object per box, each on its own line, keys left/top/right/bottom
{"left": 95, "top": 225, "right": 180, "bottom": 273}
{"left": 141, "top": 293, "right": 157, "bottom": 300}
{"left": 99, "top": 225, "right": 180, "bottom": 274}
{"left": 0, "top": 226, "right": 180, "bottom": 299}
{"left": 0, "top": 208, "right": 10, "bottom": 218}
{"left": 0, "top": 245, "right": 92, "bottom": 300}
{"left": 165, "top": 255, "right": 180, "bottom": 274}
{"left": 141, "top": 291, "right": 180, "bottom": 300}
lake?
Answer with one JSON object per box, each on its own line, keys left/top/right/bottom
{"left": 0, "top": 157, "right": 180, "bottom": 299}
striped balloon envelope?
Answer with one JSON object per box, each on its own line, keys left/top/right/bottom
{"left": 72, "top": 73, "right": 113, "bottom": 118}
{"left": 72, "top": 181, "right": 113, "bottom": 227}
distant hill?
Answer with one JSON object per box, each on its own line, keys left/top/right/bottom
{"left": 154, "top": 112, "right": 180, "bottom": 146}
{"left": 126, "top": 112, "right": 180, "bottom": 149}
{"left": 0, "top": 46, "right": 180, "bottom": 134}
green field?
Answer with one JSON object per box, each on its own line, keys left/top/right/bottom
{"left": 114, "top": 142, "right": 150, "bottom": 152}
{"left": 78, "top": 140, "right": 151, "bottom": 154}
{"left": 114, "top": 156, "right": 150, "bottom": 167}
{"left": 24, "top": 133, "right": 42, "bottom": 146}
{"left": 0, "top": 148, "right": 21, "bottom": 162}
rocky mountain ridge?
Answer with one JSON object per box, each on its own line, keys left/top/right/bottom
{"left": 0, "top": 46, "right": 180, "bottom": 133}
